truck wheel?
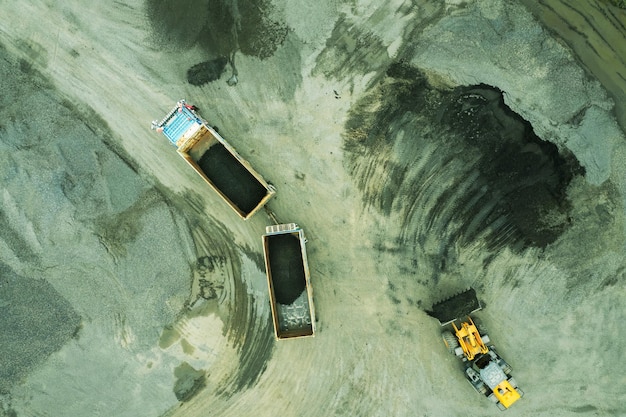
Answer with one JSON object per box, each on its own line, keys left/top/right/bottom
{"left": 442, "top": 331, "right": 459, "bottom": 353}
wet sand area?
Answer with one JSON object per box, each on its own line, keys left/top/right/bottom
{"left": 0, "top": 1, "right": 625, "bottom": 416}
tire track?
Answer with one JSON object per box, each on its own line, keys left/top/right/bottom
{"left": 161, "top": 189, "right": 274, "bottom": 402}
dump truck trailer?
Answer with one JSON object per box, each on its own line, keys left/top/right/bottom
{"left": 152, "top": 100, "right": 275, "bottom": 219}
{"left": 262, "top": 223, "right": 316, "bottom": 339}
{"left": 429, "top": 289, "right": 523, "bottom": 410}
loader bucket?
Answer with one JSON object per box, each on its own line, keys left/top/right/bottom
{"left": 427, "top": 288, "right": 481, "bottom": 325}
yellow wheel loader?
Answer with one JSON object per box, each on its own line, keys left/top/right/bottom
{"left": 429, "top": 288, "right": 523, "bottom": 410}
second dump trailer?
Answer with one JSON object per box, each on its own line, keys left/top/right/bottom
{"left": 262, "top": 223, "right": 316, "bottom": 339}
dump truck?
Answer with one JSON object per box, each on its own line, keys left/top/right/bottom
{"left": 152, "top": 100, "right": 275, "bottom": 220}
{"left": 428, "top": 288, "right": 523, "bottom": 410}
{"left": 262, "top": 223, "right": 316, "bottom": 339}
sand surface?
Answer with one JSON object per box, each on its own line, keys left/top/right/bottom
{"left": 0, "top": 1, "right": 625, "bottom": 416}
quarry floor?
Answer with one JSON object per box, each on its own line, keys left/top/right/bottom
{"left": 0, "top": 1, "right": 625, "bottom": 416}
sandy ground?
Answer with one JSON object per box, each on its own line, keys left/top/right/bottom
{"left": 518, "top": 0, "right": 626, "bottom": 131}
{"left": 0, "top": 0, "right": 625, "bottom": 416}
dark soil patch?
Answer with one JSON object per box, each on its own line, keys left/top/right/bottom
{"left": 197, "top": 143, "right": 268, "bottom": 216}
{"left": 345, "top": 62, "right": 584, "bottom": 251}
{"left": 187, "top": 57, "right": 228, "bottom": 86}
{"left": 145, "top": 0, "right": 212, "bottom": 50}
{"left": 236, "top": 0, "right": 289, "bottom": 60}
{"left": 266, "top": 234, "right": 306, "bottom": 305}
{"left": 439, "top": 83, "right": 584, "bottom": 249}
{"left": 146, "top": 0, "right": 289, "bottom": 85}
{"left": 344, "top": 62, "right": 585, "bottom": 308}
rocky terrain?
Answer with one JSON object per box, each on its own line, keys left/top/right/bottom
{"left": 0, "top": 1, "right": 625, "bottom": 416}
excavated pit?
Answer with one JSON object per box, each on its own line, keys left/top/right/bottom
{"left": 344, "top": 63, "right": 585, "bottom": 304}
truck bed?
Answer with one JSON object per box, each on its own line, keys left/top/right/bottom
{"left": 262, "top": 224, "right": 315, "bottom": 339}
{"left": 186, "top": 129, "right": 270, "bottom": 216}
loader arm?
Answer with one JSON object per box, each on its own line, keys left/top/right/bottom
{"left": 452, "top": 317, "right": 489, "bottom": 361}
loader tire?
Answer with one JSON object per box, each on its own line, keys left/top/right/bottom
{"left": 502, "top": 363, "right": 512, "bottom": 375}
{"left": 442, "top": 331, "right": 459, "bottom": 353}
{"left": 476, "top": 382, "right": 488, "bottom": 395}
